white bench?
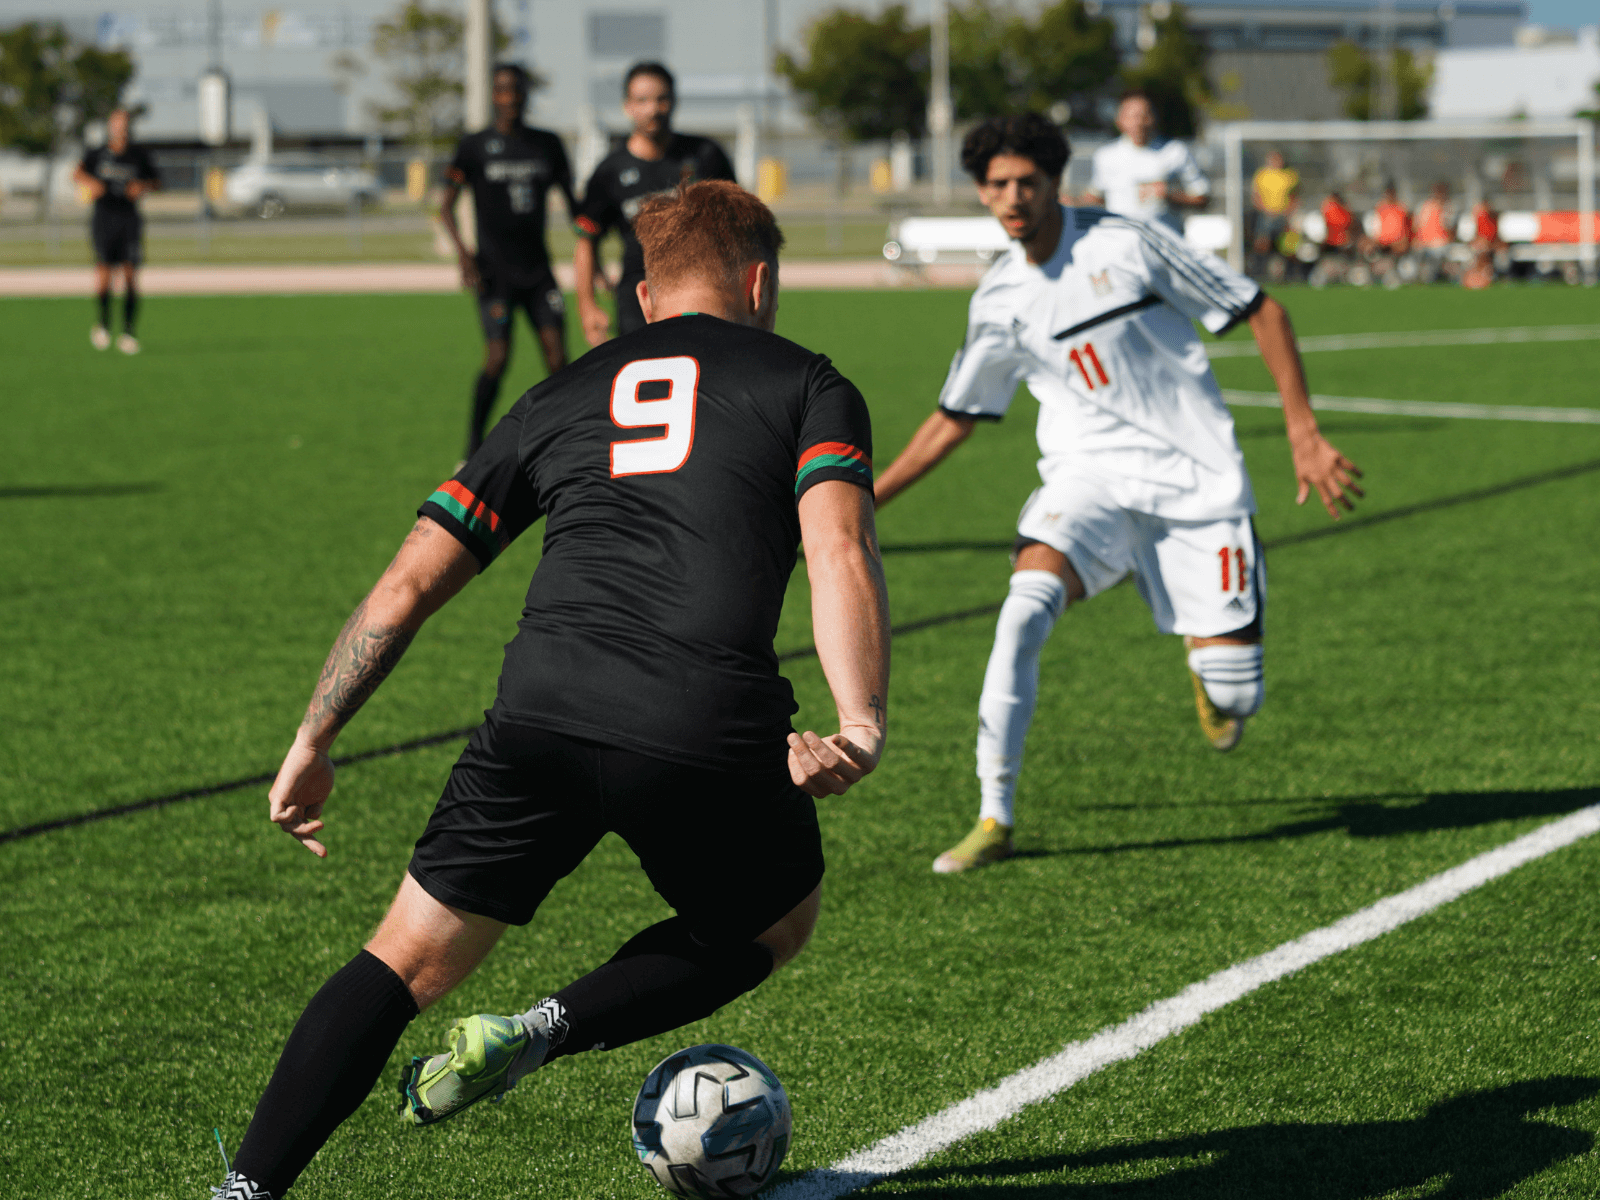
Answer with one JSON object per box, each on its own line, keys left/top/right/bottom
{"left": 884, "top": 212, "right": 1233, "bottom": 266}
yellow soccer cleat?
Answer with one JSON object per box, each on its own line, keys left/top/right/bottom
{"left": 933, "top": 817, "right": 1015, "bottom": 874}
{"left": 1187, "top": 661, "right": 1245, "bottom": 752}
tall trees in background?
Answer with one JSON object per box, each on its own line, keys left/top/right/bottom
{"left": 1327, "top": 41, "right": 1431, "bottom": 121}
{"left": 1120, "top": 3, "right": 1210, "bottom": 138}
{"left": 0, "top": 21, "right": 134, "bottom": 215}
{"left": 778, "top": 0, "right": 1122, "bottom": 148}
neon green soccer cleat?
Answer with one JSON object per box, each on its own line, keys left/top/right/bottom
{"left": 399, "top": 1013, "right": 541, "bottom": 1126}
{"left": 1183, "top": 638, "right": 1246, "bottom": 753}
{"left": 932, "top": 817, "right": 1015, "bottom": 874}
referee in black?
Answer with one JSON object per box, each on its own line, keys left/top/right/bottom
{"left": 440, "top": 63, "right": 577, "bottom": 459}
{"left": 573, "top": 61, "right": 736, "bottom": 345}
{"left": 215, "top": 180, "right": 889, "bottom": 1199}
{"left": 74, "top": 108, "right": 159, "bottom": 355}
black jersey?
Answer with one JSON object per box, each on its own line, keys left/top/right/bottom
{"left": 419, "top": 314, "right": 874, "bottom": 769}
{"left": 446, "top": 125, "right": 575, "bottom": 283}
{"left": 78, "top": 144, "right": 159, "bottom": 218}
{"left": 575, "top": 135, "right": 736, "bottom": 279}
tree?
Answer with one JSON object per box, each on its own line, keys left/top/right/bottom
{"left": 775, "top": 5, "right": 929, "bottom": 141}
{"left": 1327, "top": 40, "right": 1430, "bottom": 121}
{"left": 1120, "top": 3, "right": 1210, "bottom": 138}
{"left": 0, "top": 22, "right": 135, "bottom": 214}
{"left": 945, "top": 0, "right": 1117, "bottom": 122}
{"left": 369, "top": 1, "right": 526, "bottom": 155}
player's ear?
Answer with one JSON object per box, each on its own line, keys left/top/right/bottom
{"left": 638, "top": 280, "right": 656, "bottom": 323}
{"left": 747, "top": 261, "right": 777, "bottom": 328}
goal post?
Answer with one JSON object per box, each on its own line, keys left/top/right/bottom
{"left": 1213, "top": 118, "right": 1597, "bottom": 283}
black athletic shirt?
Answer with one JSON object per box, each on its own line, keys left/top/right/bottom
{"left": 575, "top": 135, "right": 736, "bottom": 279}
{"left": 419, "top": 314, "right": 874, "bottom": 769}
{"left": 78, "top": 144, "right": 159, "bottom": 219}
{"left": 446, "top": 125, "right": 575, "bottom": 283}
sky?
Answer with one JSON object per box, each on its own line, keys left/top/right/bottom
{"left": 1525, "top": 0, "right": 1600, "bottom": 27}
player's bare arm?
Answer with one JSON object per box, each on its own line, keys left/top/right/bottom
{"left": 73, "top": 164, "right": 106, "bottom": 199}
{"left": 791, "top": 479, "right": 890, "bottom": 797}
{"left": 573, "top": 236, "right": 612, "bottom": 345}
{"left": 1248, "top": 295, "right": 1365, "bottom": 519}
{"left": 873, "top": 410, "right": 976, "bottom": 507}
{"left": 437, "top": 180, "right": 480, "bottom": 290}
{"left": 268, "top": 517, "right": 479, "bottom": 856}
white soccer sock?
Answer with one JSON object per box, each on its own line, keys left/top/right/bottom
{"left": 976, "top": 570, "right": 1067, "bottom": 827}
{"left": 1187, "top": 642, "right": 1265, "bottom": 718}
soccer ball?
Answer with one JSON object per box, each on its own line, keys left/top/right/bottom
{"left": 631, "top": 1043, "right": 792, "bottom": 1198}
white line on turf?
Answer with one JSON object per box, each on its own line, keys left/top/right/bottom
{"left": 769, "top": 803, "right": 1600, "bottom": 1200}
{"left": 1222, "top": 390, "right": 1600, "bottom": 424}
{"left": 1206, "top": 324, "right": 1600, "bottom": 358}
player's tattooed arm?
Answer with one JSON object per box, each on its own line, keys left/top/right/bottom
{"left": 299, "top": 598, "right": 416, "bottom": 746}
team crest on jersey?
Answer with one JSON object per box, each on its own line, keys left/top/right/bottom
{"left": 487, "top": 138, "right": 503, "bottom": 154}
{"left": 1088, "top": 269, "right": 1113, "bottom": 296}
{"left": 620, "top": 167, "right": 641, "bottom": 186}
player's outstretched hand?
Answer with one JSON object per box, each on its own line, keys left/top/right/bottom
{"left": 457, "top": 251, "right": 481, "bottom": 291}
{"left": 787, "top": 726, "right": 882, "bottom": 798}
{"left": 268, "top": 739, "right": 335, "bottom": 857}
{"left": 1292, "top": 432, "right": 1365, "bottom": 520}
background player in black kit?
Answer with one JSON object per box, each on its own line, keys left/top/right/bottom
{"left": 214, "top": 181, "right": 889, "bottom": 1199}
{"left": 74, "top": 109, "right": 158, "bottom": 355}
{"left": 440, "top": 64, "right": 577, "bottom": 459}
{"left": 573, "top": 61, "right": 736, "bottom": 345}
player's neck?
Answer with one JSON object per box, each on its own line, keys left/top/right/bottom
{"left": 628, "top": 129, "right": 671, "bottom": 161}
{"left": 493, "top": 114, "right": 519, "bottom": 135}
{"left": 109, "top": 137, "right": 128, "bottom": 154}
{"left": 1021, "top": 202, "right": 1064, "bottom": 266}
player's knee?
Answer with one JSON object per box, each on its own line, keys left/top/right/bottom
{"left": 999, "top": 569, "right": 1067, "bottom": 652}
{"left": 757, "top": 885, "right": 820, "bottom": 972}
{"left": 1187, "top": 642, "right": 1265, "bottom": 718}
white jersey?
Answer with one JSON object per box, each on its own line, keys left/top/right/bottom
{"left": 1088, "top": 136, "right": 1210, "bottom": 233}
{"left": 938, "top": 205, "right": 1262, "bottom": 523}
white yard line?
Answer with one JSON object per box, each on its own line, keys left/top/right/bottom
{"left": 1223, "top": 390, "right": 1600, "bottom": 424}
{"left": 769, "top": 803, "right": 1600, "bottom": 1200}
{"left": 1207, "top": 324, "right": 1600, "bottom": 358}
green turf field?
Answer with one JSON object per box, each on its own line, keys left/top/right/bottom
{"left": 1, "top": 284, "right": 1597, "bottom": 1198}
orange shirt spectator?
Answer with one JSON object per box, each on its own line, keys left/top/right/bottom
{"left": 1321, "top": 193, "right": 1355, "bottom": 248}
{"left": 1373, "top": 189, "right": 1412, "bottom": 251}
{"left": 1414, "top": 184, "right": 1454, "bottom": 247}
{"left": 1473, "top": 201, "right": 1500, "bottom": 244}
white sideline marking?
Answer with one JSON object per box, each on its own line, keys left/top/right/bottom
{"left": 1207, "top": 323, "right": 1600, "bottom": 358}
{"left": 769, "top": 804, "right": 1600, "bottom": 1200}
{"left": 1222, "top": 390, "right": 1600, "bottom": 424}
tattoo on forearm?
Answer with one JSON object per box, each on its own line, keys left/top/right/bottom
{"left": 869, "top": 693, "right": 885, "bottom": 728}
{"left": 303, "top": 598, "right": 416, "bottom": 739}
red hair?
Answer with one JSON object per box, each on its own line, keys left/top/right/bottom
{"left": 634, "top": 180, "right": 785, "bottom": 295}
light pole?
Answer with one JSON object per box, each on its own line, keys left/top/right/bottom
{"left": 929, "top": 0, "right": 952, "bottom": 205}
{"left": 465, "top": 0, "right": 492, "bottom": 132}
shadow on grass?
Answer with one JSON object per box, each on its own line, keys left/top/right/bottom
{"left": 1061, "top": 786, "right": 1599, "bottom": 856}
{"left": 831, "top": 1076, "right": 1597, "bottom": 1198}
{"left": 0, "top": 482, "right": 163, "bottom": 499}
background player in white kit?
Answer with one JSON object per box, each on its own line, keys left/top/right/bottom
{"left": 1082, "top": 90, "right": 1209, "bottom": 234}
{"left": 874, "top": 114, "right": 1363, "bottom": 874}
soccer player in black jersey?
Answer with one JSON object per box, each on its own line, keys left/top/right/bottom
{"left": 440, "top": 64, "right": 577, "bottom": 458}
{"left": 573, "top": 61, "right": 736, "bottom": 345}
{"left": 73, "top": 109, "right": 158, "bottom": 355}
{"left": 214, "top": 181, "right": 888, "bottom": 1199}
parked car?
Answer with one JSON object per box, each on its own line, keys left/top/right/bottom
{"left": 225, "top": 159, "right": 380, "bottom": 218}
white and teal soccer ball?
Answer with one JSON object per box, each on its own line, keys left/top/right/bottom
{"left": 631, "top": 1043, "right": 792, "bottom": 1198}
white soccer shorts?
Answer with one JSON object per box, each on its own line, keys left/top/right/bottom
{"left": 1015, "top": 473, "right": 1265, "bottom": 638}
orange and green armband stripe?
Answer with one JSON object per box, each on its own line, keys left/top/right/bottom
{"left": 796, "top": 442, "right": 872, "bottom": 494}
{"left": 574, "top": 215, "right": 601, "bottom": 238}
{"left": 423, "top": 479, "right": 507, "bottom": 563}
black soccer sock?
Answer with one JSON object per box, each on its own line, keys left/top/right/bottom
{"left": 122, "top": 286, "right": 139, "bottom": 337}
{"left": 231, "top": 950, "right": 418, "bottom": 1195}
{"left": 96, "top": 290, "right": 110, "bottom": 330}
{"left": 467, "top": 371, "right": 502, "bottom": 457}
{"left": 539, "top": 918, "right": 774, "bottom": 1061}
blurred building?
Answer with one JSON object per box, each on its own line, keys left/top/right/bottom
{"left": 1099, "top": 0, "right": 1524, "bottom": 120}
{"left": 1432, "top": 24, "right": 1600, "bottom": 118}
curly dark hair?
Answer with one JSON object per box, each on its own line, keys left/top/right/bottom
{"left": 960, "top": 114, "right": 1071, "bottom": 183}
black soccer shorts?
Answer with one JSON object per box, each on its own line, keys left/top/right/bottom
{"left": 409, "top": 711, "right": 825, "bottom": 945}
{"left": 614, "top": 270, "right": 647, "bottom": 337}
{"left": 476, "top": 267, "right": 565, "bottom": 340}
{"left": 91, "top": 210, "right": 143, "bottom": 267}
